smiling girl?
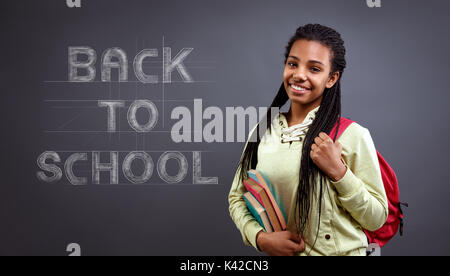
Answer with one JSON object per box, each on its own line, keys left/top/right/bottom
{"left": 228, "top": 24, "right": 388, "bottom": 256}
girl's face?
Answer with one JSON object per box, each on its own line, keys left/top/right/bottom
{"left": 283, "top": 39, "right": 340, "bottom": 109}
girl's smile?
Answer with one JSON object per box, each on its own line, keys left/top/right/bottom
{"left": 288, "top": 83, "right": 312, "bottom": 96}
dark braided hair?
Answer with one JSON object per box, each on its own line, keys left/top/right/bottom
{"left": 235, "top": 24, "right": 347, "bottom": 246}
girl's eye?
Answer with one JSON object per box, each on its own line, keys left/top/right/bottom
{"left": 288, "top": 62, "right": 297, "bottom": 68}
{"left": 311, "top": 67, "right": 321, "bottom": 73}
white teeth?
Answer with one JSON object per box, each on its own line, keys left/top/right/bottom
{"left": 291, "top": 84, "right": 309, "bottom": 91}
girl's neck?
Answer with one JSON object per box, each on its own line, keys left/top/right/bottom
{"left": 286, "top": 102, "right": 319, "bottom": 127}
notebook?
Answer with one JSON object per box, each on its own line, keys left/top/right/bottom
{"left": 243, "top": 192, "right": 273, "bottom": 233}
{"left": 244, "top": 177, "right": 283, "bottom": 232}
{"left": 248, "top": 169, "right": 287, "bottom": 230}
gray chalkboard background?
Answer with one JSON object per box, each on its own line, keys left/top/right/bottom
{"left": 1, "top": 0, "right": 450, "bottom": 256}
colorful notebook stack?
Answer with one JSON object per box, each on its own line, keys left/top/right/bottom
{"left": 243, "top": 169, "right": 287, "bottom": 232}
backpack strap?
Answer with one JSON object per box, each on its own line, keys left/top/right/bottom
{"left": 329, "top": 117, "right": 355, "bottom": 141}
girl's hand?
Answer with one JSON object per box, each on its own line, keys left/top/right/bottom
{"left": 256, "top": 230, "right": 305, "bottom": 256}
{"left": 310, "top": 132, "right": 347, "bottom": 182}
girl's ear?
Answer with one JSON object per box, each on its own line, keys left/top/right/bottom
{"left": 326, "top": 71, "right": 340, "bottom": 89}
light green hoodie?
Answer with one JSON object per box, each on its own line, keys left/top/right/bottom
{"left": 228, "top": 106, "right": 388, "bottom": 256}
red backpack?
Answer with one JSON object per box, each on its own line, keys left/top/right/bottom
{"left": 329, "top": 117, "right": 408, "bottom": 247}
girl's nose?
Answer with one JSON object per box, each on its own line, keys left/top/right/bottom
{"left": 293, "top": 68, "right": 307, "bottom": 81}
